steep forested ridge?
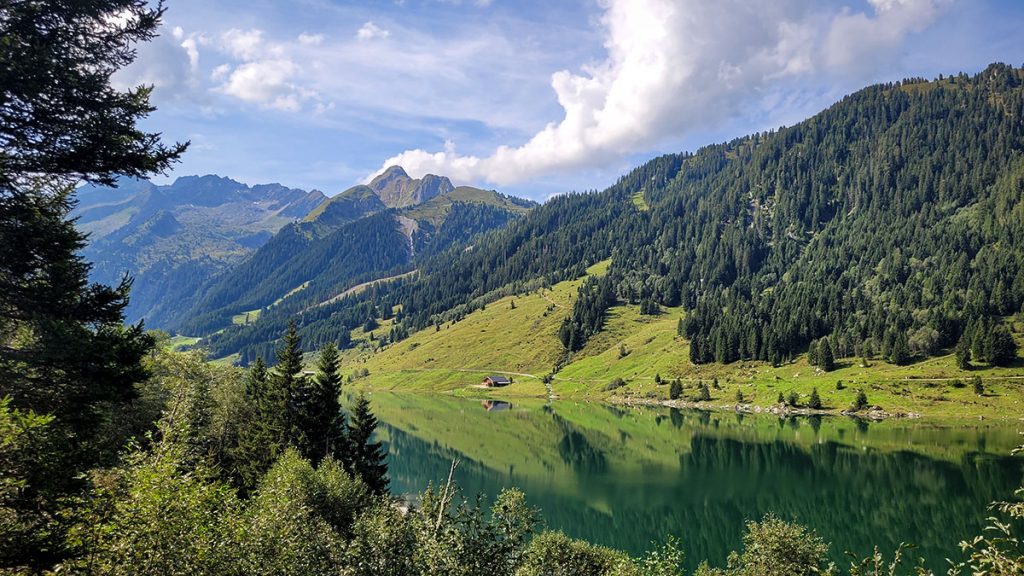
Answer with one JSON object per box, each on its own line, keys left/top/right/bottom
{"left": 183, "top": 184, "right": 537, "bottom": 359}
{"left": 211, "top": 64, "right": 1024, "bottom": 368}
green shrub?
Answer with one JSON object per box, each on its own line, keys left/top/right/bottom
{"left": 515, "top": 531, "right": 634, "bottom": 576}
{"left": 604, "top": 378, "right": 626, "bottom": 392}
{"left": 853, "top": 390, "right": 869, "bottom": 411}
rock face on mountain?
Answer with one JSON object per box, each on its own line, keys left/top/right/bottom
{"left": 367, "top": 165, "right": 455, "bottom": 208}
{"left": 74, "top": 176, "right": 327, "bottom": 326}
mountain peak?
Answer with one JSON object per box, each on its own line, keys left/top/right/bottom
{"left": 368, "top": 166, "right": 455, "bottom": 208}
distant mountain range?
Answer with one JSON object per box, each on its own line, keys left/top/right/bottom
{"left": 76, "top": 166, "right": 535, "bottom": 334}
{"left": 74, "top": 175, "right": 326, "bottom": 326}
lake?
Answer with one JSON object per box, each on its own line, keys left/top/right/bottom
{"left": 370, "top": 392, "right": 1024, "bottom": 572}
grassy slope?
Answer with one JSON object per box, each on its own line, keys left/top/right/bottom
{"left": 342, "top": 260, "right": 1024, "bottom": 420}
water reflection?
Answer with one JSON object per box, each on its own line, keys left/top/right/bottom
{"left": 481, "top": 399, "right": 512, "bottom": 412}
{"left": 373, "top": 393, "right": 1024, "bottom": 572}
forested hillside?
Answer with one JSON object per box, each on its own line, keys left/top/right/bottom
{"left": 181, "top": 184, "right": 536, "bottom": 359}
{"left": 223, "top": 64, "right": 1024, "bottom": 370}
{"left": 75, "top": 175, "right": 326, "bottom": 325}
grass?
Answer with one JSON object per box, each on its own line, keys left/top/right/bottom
{"left": 630, "top": 190, "right": 649, "bottom": 211}
{"left": 163, "top": 335, "right": 201, "bottom": 352}
{"left": 337, "top": 260, "right": 1024, "bottom": 420}
{"left": 231, "top": 308, "right": 261, "bottom": 325}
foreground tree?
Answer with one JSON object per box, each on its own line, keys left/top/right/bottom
{"left": 0, "top": 1, "right": 186, "bottom": 568}
{"left": 346, "top": 393, "right": 389, "bottom": 494}
{"left": 292, "top": 342, "right": 345, "bottom": 465}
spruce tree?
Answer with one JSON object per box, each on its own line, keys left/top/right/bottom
{"left": 292, "top": 343, "right": 346, "bottom": 466}
{"left": 346, "top": 393, "right": 389, "bottom": 494}
{"left": 889, "top": 331, "right": 911, "bottom": 366}
{"left": 819, "top": 338, "right": 835, "bottom": 372}
{"left": 955, "top": 337, "right": 972, "bottom": 370}
{"left": 234, "top": 356, "right": 278, "bottom": 490}
{"left": 986, "top": 325, "right": 1018, "bottom": 367}
{"left": 0, "top": 2, "right": 185, "bottom": 567}
{"left": 808, "top": 388, "right": 822, "bottom": 410}
{"left": 669, "top": 380, "right": 682, "bottom": 400}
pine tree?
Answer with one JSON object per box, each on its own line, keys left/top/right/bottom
{"left": 0, "top": 2, "right": 185, "bottom": 566}
{"left": 853, "top": 390, "right": 869, "bottom": 411}
{"left": 274, "top": 320, "right": 307, "bottom": 446}
{"left": 819, "top": 338, "right": 835, "bottom": 372}
{"left": 233, "top": 356, "right": 278, "bottom": 490}
{"left": 955, "top": 337, "right": 972, "bottom": 370}
{"left": 346, "top": 393, "right": 389, "bottom": 494}
{"left": 669, "top": 380, "right": 682, "bottom": 400}
{"left": 292, "top": 343, "right": 346, "bottom": 466}
{"left": 987, "top": 325, "right": 1018, "bottom": 367}
{"left": 889, "top": 331, "right": 911, "bottom": 366}
{"left": 698, "top": 382, "right": 711, "bottom": 402}
{"left": 808, "top": 388, "right": 822, "bottom": 410}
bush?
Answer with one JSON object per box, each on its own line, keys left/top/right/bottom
{"left": 697, "top": 382, "right": 712, "bottom": 402}
{"left": 973, "top": 376, "right": 984, "bottom": 396}
{"left": 604, "top": 378, "right": 626, "bottom": 392}
{"left": 515, "top": 531, "right": 633, "bottom": 576}
{"left": 808, "top": 388, "right": 822, "bottom": 410}
{"left": 853, "top": 390, "right": 869, "bottom": 411}
{"left": 669, "top": 380, "right": 682, "bottom": 400}
{"left": 777, "top": 393, "right": 785, "bottom": 404}
{"left": 728, "top": 514, "right": 832, "bottom": 576}
{"left": 735, "top": 390, "right": 745, "bottom": 404}
{"left": 787, "top": 392, "right": 799, "bottom": 408}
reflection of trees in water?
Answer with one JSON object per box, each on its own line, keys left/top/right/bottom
{"left": 552, "top": 412, "right": 608, "bottom": 474}
{"left": 379, "top": 407, "right": 1024, "bottom": 574}
{"left": 668, "top": 435, "right": 1024, "bottom": 571}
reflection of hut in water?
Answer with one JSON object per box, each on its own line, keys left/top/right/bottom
{"left": 481, "top": 400, "right": 512, "bottom": 412}
{"left": 481, "top": 375, "right": 513, "bottom": 387}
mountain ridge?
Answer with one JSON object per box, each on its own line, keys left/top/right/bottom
{"left": 189, "top": 64, "right": 1024, "bottom": 375}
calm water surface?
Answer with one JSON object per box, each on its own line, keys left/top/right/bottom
{"left": 371, "top": 393, "right": 1024, "bottom": 572}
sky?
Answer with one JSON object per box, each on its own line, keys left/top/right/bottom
{"left": 121, "top": 0, "right": 1024, "bottom": 201}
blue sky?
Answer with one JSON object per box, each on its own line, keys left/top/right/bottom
{"left": 123, "top": 0, "right": 1024, "bottom": 201}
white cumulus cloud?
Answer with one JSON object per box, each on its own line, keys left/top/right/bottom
{"left": 374, "top": 0, "right": 948, "bottom": 186}
{"left": 356, "top": 21, "right": 391, "bottom": 41}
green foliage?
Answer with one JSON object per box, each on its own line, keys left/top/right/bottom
{"left": 955, "top": 337, "right": 972, "bottom": 370}
{"left": 561, "top": 275, "right": 618, "bottom": 352}
{"left": 809, "top": 388, "right": 823, "bottom": 410}
{"left": 0, "top": 397, "right": 57, "bottom": 565}
{"left": 346, "top": 393, "right": 389, "bottom": 494}
{"left": 515, "top": 530, "right": 634, "bottom": 576}
{"left": 291, "top": 342, "right": 345, "bottom": 465}
{"left": 606, "top": 378, "right": 627, "bottom": 392}
{"left": 634, "top": 536, "right": 686, "bottom": 576}
{"left": 973, "top": 377, "right": 985, "bottom": 396}
{"left": 669, "top": 380, "right": 682, "bottom": 400}
{"left": 854, "top": 390, "right": 870, "bottom": 411}
{"left": 0, "top": 1, "right": 185, "bottom": 568}
{"left": 698, "top": 382, "right": 712, "bottom": 402}
{"left": 67, "top": 444, "right": 241, "bottom": 576}
{"left": 237, "top": 450, "right": 371, "bottom": 575}
{"left": 708, "top": 515, "right": 834, "bottom": 576}
{"left": 788, "top": 391, "right": 800, "bottom": 407}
